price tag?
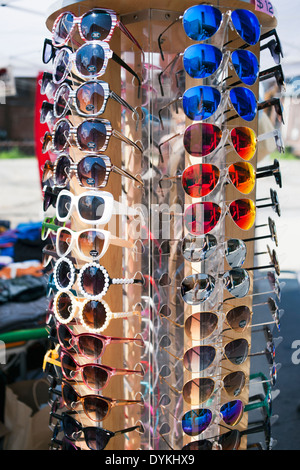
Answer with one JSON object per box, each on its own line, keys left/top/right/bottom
{"left": 253, "top": 0, "right": 275, "bottom": 17}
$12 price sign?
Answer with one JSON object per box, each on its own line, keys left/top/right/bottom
{"left": 252, "top": 0, "right": 275, "bottom": 17}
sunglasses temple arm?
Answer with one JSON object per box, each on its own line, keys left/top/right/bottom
{"left": 158, "top": 133, "right": 181, "bottom": 162}
{"left": 112, "top": 128, "right": 143, "bottom": 154}
{"left": 159, "top": 433, "right": 175, "bottom": 451}
{"left": 112, "top": 52, "right": 141, "bottom": 97}
{"left": 158, "top": 97, "right": 181, "bottom": 130}
{"left": 159, "top": 374, "right": 182, "bottom": 396}
{"left": 158, "top": 52, "right": 181, "bottom": 96}
{"left": 157, "top": 17, "right": 181, "bottom": 61}
{"left": 114, "top": 424, "right": 143, "bottom": 437}
{"left": 110, "top": 91, "right": 140, "bottom": 129}
{"left": 117, "top": 20, "right": 145, "bottom": 61}
{"left": 112, "top": 164, "right": 143, "bottom": 186}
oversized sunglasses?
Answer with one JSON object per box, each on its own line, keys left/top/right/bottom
{"left": 158, "top": 5, "right": 261, "bottom": 60}
{"left": 42, "top": 153, "right": 143, "bottom": 189}
{"left": 53, "top": 291, "right": 141, "bottom": 334}
{"left": 54, "top": 380, "right": 143, "bottom": 422}
{"left": 50, "top": 410, "right": 141, "bottom": 450}
{"left": 158, "top": 85, "right": 258, "bottom": 125}
{"left": 55, "top": 226, "right": 133, "bottom": 262}
{"left": 52, "top": 322, "right": 143, "bottom": 360}
{"left": 48, "top": 117, "right": 143, "bottom": 154}
{"left": 55, "top": 189, "right": 139, "bottom": 225}
{"left": 52, "top": 8, "right": 143, "bottom": 54}
{"left": 52, "top": 41, "right": 141, "bottom": 90}
{"left": 260, "top": 28, "right": 284, "bottom": 65}
{"left": 158, "top": 122, "right": 284, "bottom": 161}
{"left": 160, "top": 160, "right": 281, "bottom": 199}
{"left": 53, "top": 80, "right": 139, "bottom": 121}
{"left": 59, "top": 348, "right": 143, "bottom": 392}
{"left": 159, "top": 45, "right": 259, "bottom": 95}
{"left": 52, "top": 257, "right": 144, "bottom": 300}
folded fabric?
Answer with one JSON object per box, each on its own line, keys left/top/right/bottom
{"left": 0, "top": 295, "right": 49, "bottom": 334}
{"left": 0, "top": 261, "right": 44, "bottom": 280}
{"left": 0, "top": 275, "right": 47, "bottom": 305}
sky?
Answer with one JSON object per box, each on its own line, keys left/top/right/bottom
{"left": 0, "top": 0, "right": 298, "bottom": 78}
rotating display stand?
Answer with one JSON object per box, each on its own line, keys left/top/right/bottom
{"left": 42, "top": 0, "right": 284, "bottom": 451}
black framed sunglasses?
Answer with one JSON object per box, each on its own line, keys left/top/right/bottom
{"left": 260, "top": 28, "right": 284, "bottom": 64}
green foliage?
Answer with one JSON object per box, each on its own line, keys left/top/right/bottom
{"left": 0, "top": 148, "right": 35, "bottom": 159}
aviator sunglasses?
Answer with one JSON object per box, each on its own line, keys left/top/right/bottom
{"left": 158, "top": 5, "right": 261, "bottom": 60}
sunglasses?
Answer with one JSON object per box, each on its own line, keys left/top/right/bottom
{"left": 159, "top": 46, "right": 259, "bottom": 96}
{"left": 55, "top": 189, "right": 139, "bottom": 225}
{"left": 50, "top": 411, "right": 142, "bottom": 450}
{"left": 55, "top": 226, "right": 133, "bottom": 262}
{"left": 53, "top": 257, "right": 143, "bottom": 300}
{"left": 158, "top": 123, "right": 284, "bottom": 161}
{"left": 260, "top": 29, "right": 284, "bottom": 65}
{"left": 52, "top": 8, "right": 143, "bottom": 53}
{"left": 40, "top": 71, "right": 77, "bottom": 100}
{"left": 160, "top": 161, "right": 265, "bottom": 198}
{"left": 42, "top": 153, "right": 143, "bottom": 189}
{"left": 52, "top": 380, "right": 143, "bottom": 422}
{"left": 53, "top": 80, "right": 139, "bottom": 122}
{"left": 184, "top": 198, "right": 256, "bottom": 236}
{"left": 160, "top": 299, "right": 281, "bottom": 342}
{"left": 53, "top": 290, "right": 141, "bottom": 333}
{"left": 158, "top": 5, "right": 261, "bottom": 60}
{"left": 48, "top": 117, "right": 143, "bottom": 154}
{"left": 160, "top": 369, "right": 246, "bottom": 406}
{"left": 59, "top": 348, "right": 143, "bottom": 391}
{"left": 52, "top": 41, "right": 141, "bottom": 90}
{"left": 158, "top": 85, "right": 258, "bottom": 126}
{"left": 51, "top": 322, "right": 143, "bottom": 360}
{"left": 43, "top": 185, "right": 62, "bottom": 212}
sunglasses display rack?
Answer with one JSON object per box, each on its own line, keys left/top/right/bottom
{"left": 40, "top": 0, "right": 284, "bottom": 451}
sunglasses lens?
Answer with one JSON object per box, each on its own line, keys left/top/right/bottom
{"left": 76, "top": 82, "right": 105, "bottom": 115}
{"left": 182, "top": 408, "right": 212, "bottom": 436}
{"left": 219, "top": 430, "right": 241, "bottom": 450}
{"left": 224, "top": 338, "right": 249, "bottom": 365}
{"left": 56, "top": 259, "right": 73, "bottom": 289}
{"left": 54, "top": 84, "right": 70, "bottom": 118}
{"left": 81, "top": 9, "right": 112, "bottom": 41}
{"left": 184, "top": 123, "right": 222, "bottom": 157}
{"left": 184, "top": 202, "right": 221, "bottom": 235}
{"left": 54, "top": 119, "right": 70, "bottom": 151}
{"left": 81, "top": 300, "right": 107, "bottom": 330}
{"left": 185, "top": 312, "right": 218, "bottom": 341}
{"left": 84, "top": 428, "right": 111, "bottom": 451}
{"left": 231, "top": 127, "right": 257, "bottom": 161}
{"left": 183, "top": 44, "right": 222, "bottom": 79}
{"left": 226, "top": 305, "right": 251, "bottom": 332}
{"left": 223, "top": 268, "right": 250, "bottom": 298}
{"left": 183, "top": 5, "right": 222, "bottom": 41}
{"left": 53, "top": 49, "right": 71, "bottom": 84}
{"left": 76, "top": 43, "right": 105, "bottom": 78}
{"left": 223, "top": 371, "right": 246, "bottom": 397}
{"left": 78, "top": 335, "right": 104, "bottom": 359}
{"left": 231, "top": 50, "right": 259, "bottom": 86}
{"left": 183, "top": 86, "right": 221, "bottom": 121}
{"left": 77, "top": 156, "right": 106, "bottom": 187}
{"left": 231, "top": 9, "right": 260, "bottom": 46}
{"left": 83, "top": 365, "right": 109, "bottom": 391}
{"left": 78, "top": 195, "right": 105, "bottom": 222}
{"left": 182, "top": 233, "right": 218, "bottom": 263}
{"left": 62, "top": 382, "right": 78, "bottom": 408}
{"left": 84, "top": 396, "right": 109, "bottom": 421}
{"left": 77, "top": 120, "right": 107, "bottom": 151}
{"left": 78, "top": 230, "right": 106, "bottom": 259}
{"left": 63, "top": 414, "right": 81, "bottom": 438}
{"left": 80, "top": 265, "right": 105, "bottom": 296}
{"left": 57, "top": 228, "right": 72, "bottom": 256}
{"left": 183, "top": 378, "right": 215, "bottom": 405}
{"left": 230, "top": 87, "right": 257, "bottom": 122}
{"left": 229, "top": 198, "right": 256, "bottom": 231}
{"left": 53, "top": 12, "right": 74, "bottom": 45}
{"left": 61, "top": 352, "right": 77, "bottom": 380}
{"left": 56, "top": 292, "right": 74, "bottom": 322}
{"left": 55, "top": 154, "right": 70, "bottom": 186}
{"left": 181, "top": 273, "right": 216, "bottom": 305}
{"left": 182, "top": 440, "right": 213, "bottom": 451}
{"left": 57, "top": 324, "right": 73, "bottom": 349}
{"left": 225, "top": 239, "right": 247, "bottom": 268}
{"left": 184, "top": 346, "right": 216, "bottom": 372}
{"left": 182, "top": 164, "right": 220, "bottom": 198}
{"left": 220, "top": 400, "right": 243, "bottom": 426}
{"left": 228, "top": 162, "right": 255, "bottom": 194}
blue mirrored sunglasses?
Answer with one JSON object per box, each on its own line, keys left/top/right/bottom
{"left": 158, "top": 5, "right": 261, "bottom": 59}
